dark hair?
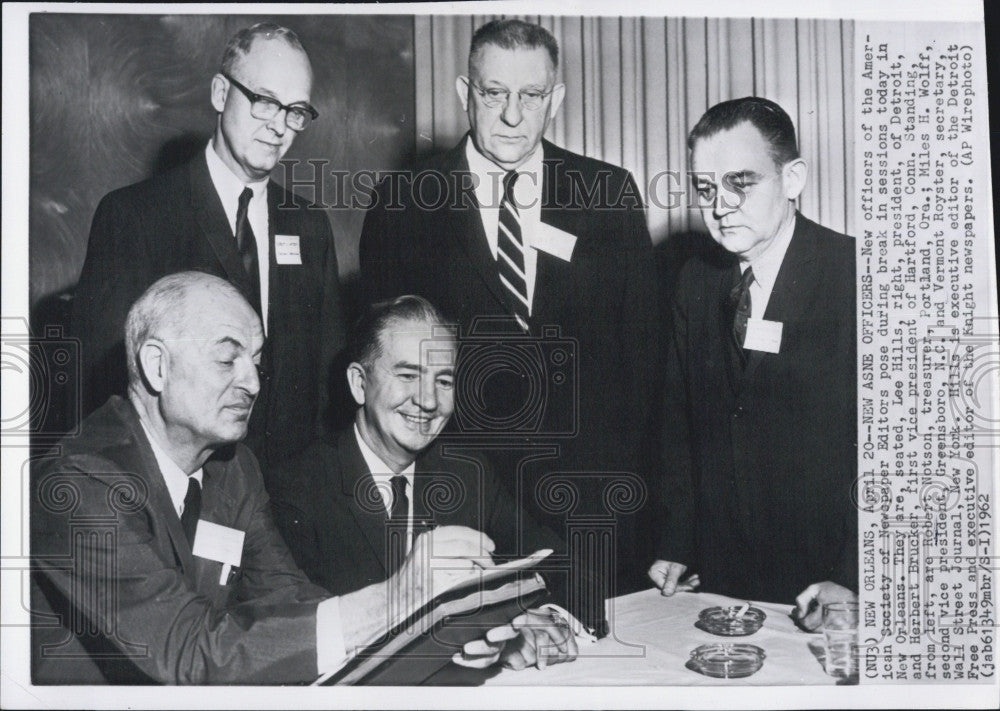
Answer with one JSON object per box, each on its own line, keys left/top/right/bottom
{"left": 347, "top": 295, "right": 450, "bottom": 370}
{"left": 220, "top": 22, "right": 307, "bottom": 75}
{"left": 469, "top": 19, "right": 559, "bottom": 76}
{"left": 687, "top": 96, "right": 800, "bottom": 167}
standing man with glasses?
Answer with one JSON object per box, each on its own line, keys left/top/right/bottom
{"left": 72, "top": 22, "right": 344, "bottom": 482}
{"left": 360, "top": 19, "right": 661, "bottom": 636}
{"left": 647, "top": 98, "right": 857, "bottom": 626}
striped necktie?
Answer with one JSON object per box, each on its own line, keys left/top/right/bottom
{"left": 730, "top": 265, "right": 755, "bottom": 363}
{"left": 496, "top": 171, "right": 530, "bottom": 331}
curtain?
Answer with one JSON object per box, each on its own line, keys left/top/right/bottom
{"left": 414, "top": 15, "right": 854, "bottom": 243}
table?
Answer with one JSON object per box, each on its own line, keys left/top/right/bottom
{"left": 485, "top": 589, "right": 837, "bottom": 685}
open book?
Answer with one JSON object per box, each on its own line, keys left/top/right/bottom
{"left": 315, "top": 550, "right": 552, "bottom": 686}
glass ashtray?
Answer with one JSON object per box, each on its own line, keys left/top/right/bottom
{"left": 697, "top": 605, "right": 766, "bottom": 636}
{"left": 688, "top": 643, "right": 766, "bottom": 678}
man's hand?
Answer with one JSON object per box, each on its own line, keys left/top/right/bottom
{"left": 454, "top": 609, "right": 578, "bottom": 671}
{"left": 792, "top": 581, "right": 857, "bottom": 631}
{"left": 387, "top": 526, "right": 495, "bottom": 625}
{"left": 647, "top": 559, "right": 700, "bottom": 596}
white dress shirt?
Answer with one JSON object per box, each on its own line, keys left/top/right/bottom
{"left": 465, "top": 139, "right": 544, "bottom": 315}
{"left": 138, "top": 417, "right": 203, "bottom": 518}
{"left": 204, "top": 142, "right": 270, "bottom": 333}
{"left": 354, "top": 424, "right": 416, "bottom": 554}
{"left": 740, "top": 212, "right": 797, "bottom": 318}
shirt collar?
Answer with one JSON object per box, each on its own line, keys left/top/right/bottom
{"left": 137, "top": 414, "right": 203, "bottom": 516}
{"left": 742, "top": 210, "right": 797, "bottom": 293}
{"left": 353, "top": 423, "right": 416, "bottom": 480}
{"left": 465, "top": 136, "right": 543, "bottom": 210}
{"left": 205, "top": 141, "right": 268, "bottom": 207}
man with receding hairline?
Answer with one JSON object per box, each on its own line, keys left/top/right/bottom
{"left": 648, "top": 97, "right": 857, "bottom": 626}
{"left": 31, "top": 271, "right": 494, "bottom": 684}
{"left": 72, "top": 22, "right": 343, "bottom": 480}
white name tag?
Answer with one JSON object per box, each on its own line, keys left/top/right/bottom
{"left": 275, "top": 234, "right": 302, "bottom": 265}
{"left": 744, "top": 318, "right": 783, "bottom": 353}
{"left": 192, "top": 520, "right": 245, "bottom": 583}
{"left": 532, "top": 223, "right": 577, "bottom": 262}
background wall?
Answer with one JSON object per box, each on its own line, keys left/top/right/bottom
{"left": 29, "top": 13, "right": 854, "bottom": 313}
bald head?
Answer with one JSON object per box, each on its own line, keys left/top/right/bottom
{"left": 124, "top": 272, "right": 259, "bottom": 389}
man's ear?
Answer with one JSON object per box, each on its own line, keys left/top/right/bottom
{"left": 346, "top": 362, "right": 367, "bottom": 406}
{"left": 547, "top": 83, "right": 566, "bottom": 122}
{"left": 781, "top": 157, "right": 808, "bottom": 201}
{"left": 138, "top": 340, "right": 168, "bottom": 394}
{"left": 455, "top": 75, "right": 471, "bottom": 113}
{"left": 210, "top": 74, "right": 228, "bottom": 113}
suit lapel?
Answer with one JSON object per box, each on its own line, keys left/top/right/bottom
{"left": 109, "top": 398, "right": 196, "bottom": 574}
{"left": 534, "top": 142, "right": 578, "bottom": 324}
{"left": 446, "top": 137, "right": 511, "bottom": 315}
{"left": 337, "top": 430, "right": 392, "bottom": 575}
{"left": 188, "top": 153, "right": 249, "bottom": 294}
{"left": 745, "top": 213, "right": 818, "bottom": 381}
{"left": 718, "top": 264, "right": 743, "bottom": 394}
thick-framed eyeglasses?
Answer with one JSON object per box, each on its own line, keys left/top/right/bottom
{"left": 470, "top": 82, "right": 554, "bottom": 111}
{"left": 223, "top": 73, "right": 318, "bottom": 131}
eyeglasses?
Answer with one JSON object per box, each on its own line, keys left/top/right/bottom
{"left": 223, "top": 73, "right": 318, "bottom": 131}
{"left": 470, "top": 82, "right": 554, "bottom": 111}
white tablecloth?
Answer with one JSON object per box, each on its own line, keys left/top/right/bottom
{"left": 485, "top": 589, "right": 836, "bottom": 685}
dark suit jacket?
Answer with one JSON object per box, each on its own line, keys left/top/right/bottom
{"left": 655, "top": 213, "right": 857, "bottom": 604}
{"left": 30, "top": 397, "right": 330, "bottom": 684}
{"left": 268, "top": 428, "right": 596, "bottom": 630}
{"left": 359, "top": 137, "right": 661, "bottom": 589}
{"left": 71, "top": 152, "right": 344, "bottom": 476}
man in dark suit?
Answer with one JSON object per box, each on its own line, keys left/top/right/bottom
{"left": 31, "top": 272, "right": 492, "bottom": 684}
{"left": 271, "top": 295, "right": 583, "bottom": 671}
{"left": 71, "top": 22, "right": 343, "bottom": 478}
{"left": 648, "top": 97, "right": 857, "bottom": 625}
{"left": 359, "top": 19, "right": 660, "bottom": 613}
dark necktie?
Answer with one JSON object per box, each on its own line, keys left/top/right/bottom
{"left": 180, "top": 476, "right": 202, "bottom": 546}
{"left": 730, "top": 266, "right": 755, "bottom": 354}
{"left": 236, "top": 187, "right": 262, "bottom": 316}
{"left": 496, "top": 171, "right": 530, "bottom": 331}
{"left": 387, "top": 474, "right": 409, "bottom": 573}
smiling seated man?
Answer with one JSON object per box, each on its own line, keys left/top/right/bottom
{"left": 30, "top": 272, "right": 496, "bottom": 684}
{"left": 270, "top": 295, "right": 584, "bottom": 671}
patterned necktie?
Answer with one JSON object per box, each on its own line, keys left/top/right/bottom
{"left": 496, "top": 171, "right": 530, "bottom": 331}
{"left": 730, "top": 266, "right": 755, "bottom": 352}
{"left": 236, "top": 187, "right": 262, "bottom": 316}
{"left": 387, "top": 474, "right": 409, "bottom": 573}
{"left": 180, "top": 476, "right": 202, "bottom": 546}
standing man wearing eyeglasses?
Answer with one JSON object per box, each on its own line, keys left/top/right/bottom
{"left": 72, "top": 23, "right": 344, "bottom": 481}
{"left": 359, "top": 19, "right": 661, "bottom": 636}
{"left": 647, "top": 98, "right": 857, "bottom": 623}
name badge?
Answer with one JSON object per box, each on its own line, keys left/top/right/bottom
{"left": 532, "top": 223, "right": 577, "bottom": 262}
{"left": 275, "top": 234, "right": 302, "bottom": 265}
{"left": 744, "top": 318, "right": 783, "bottom": 354}
{"left": 192, "top": 520, "right": 245, "bottom": 584}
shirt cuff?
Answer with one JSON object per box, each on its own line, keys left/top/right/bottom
{"left": 316, "top": 596, "right": 350, "bottom": 675}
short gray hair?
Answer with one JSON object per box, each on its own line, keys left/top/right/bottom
{"left": 220, "top": 22, "right": 307, "bottom": 75}
{"left": 124, "top": 271, "right": 247, "bottom": 387}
